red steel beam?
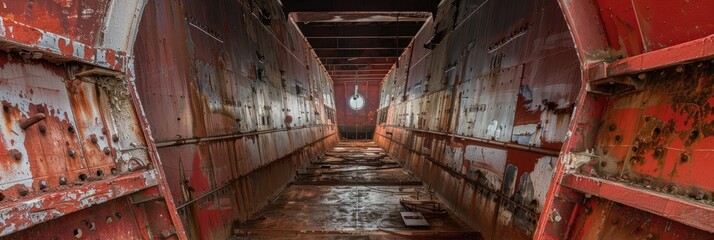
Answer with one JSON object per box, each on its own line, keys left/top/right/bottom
{"left": 282, "top": 0, "right": 437, "bottom": 13}
{"left": 562, "top": 174, "right": 714, "bottom": 233}
{"left": 0, "top": 170, "right": 160, "bottom": 237}
{"left": 315, "top": 49, "right": 403, "bottom": 58}
{"left": 587, "top": 34, "right": 714, "bottom": 80}
{"left": 331, "top": 77, "right": 384, "bottom": 82}
{"left": 320, "top": 57, "right": 397, "bottom": 65}
{"left": 0, "top": 16, "right": 129, "bottom": 72}
{"left": 329, "top": 73, "right": 387, "bottom": 77}
{"left": 328, "top": 69, "right": 390, "bottom": 74}
{"left": 308, "top": 38, "right": 411, "bottom": 49}
{"left": 298, "top": 22, "right": 422, "bottom": 38}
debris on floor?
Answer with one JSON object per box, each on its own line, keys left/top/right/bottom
{"left": 400, "top": 212, "right": 430, "bottom": 228}
{"left": 231, "top": 141, "right": 482, "bottom": 239}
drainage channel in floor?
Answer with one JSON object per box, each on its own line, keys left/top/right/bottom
{"left": 232, "top": 141, "right": 482, "bottom": 239}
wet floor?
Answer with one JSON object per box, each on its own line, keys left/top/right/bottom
{"left": 231, "top": 141, "right": 482, "bottom": 239}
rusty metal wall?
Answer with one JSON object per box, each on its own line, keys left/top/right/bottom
{"left": 537, "top": 0, "right": 714, "bottom": 239}
{"left": 132, "top": 0, "right": 338, "bottom": 239}
{"left": 376, "top": 0, "right": 714, "bottom": 239}
{"left": 3, "top": 0, "right": 713, "bottom": 239}
{"left": 374, "top": 0, "right": 579, "bottom": 238}
{"left": 0, "top": 0, "right": 188, "bottom": 238}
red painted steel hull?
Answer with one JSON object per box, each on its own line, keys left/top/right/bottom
{"left": 0, "top": 0, "right": 713, "bottom": 239}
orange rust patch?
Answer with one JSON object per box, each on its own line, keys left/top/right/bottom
{"left": 3, "top": 20, "right": 43, "bottom": 43}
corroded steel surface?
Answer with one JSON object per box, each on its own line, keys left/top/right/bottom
{"left": 132, "top": 0, "right": 338, "bottom": 238}
{"left": 375, "top": 0, "right": 578, "bottom": 238}
{"left": 375, "top": 0, "right": 714, "bottom": 239}
{"left": 2, "top": 0, "right": 714, "bottom": 239}
{"left": 0, "top": 11, "right": 186, "bottom": 238}
{"left": 535, "top": 0, "right": 714, "bottom": 239}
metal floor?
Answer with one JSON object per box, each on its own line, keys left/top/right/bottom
{"left": 232, "top": 141, "right": 482, "bottom": 239}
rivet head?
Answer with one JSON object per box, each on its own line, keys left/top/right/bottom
{"left": 103, "top": 147, "right": 111, "bottom": 155}
{"left": 68, "top": 149, "right": 76, "bottom": 157}
{"left": 112, "top": 134, "right": 119, "bottom": 143}
{"left": 90, "top": 135, "right": 98, "bottom": 144}
{"left": 59, "top": 177, "right": 68, "bottom": 185}
{"left": 680, "top": 152, "right": 690, "bottom": 163}
{"left": 17, "top": 186, "right": 29, "bottom": 196}
{"left": 68, "top": 125, "right": 75, "bottom": 134}
{"left": 39, "top": 181, "right": 47, "bottom": 190}
{"left": 9, "top": 149, "right": 22, "bottom": 161}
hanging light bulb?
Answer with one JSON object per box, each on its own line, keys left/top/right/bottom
{"left": 348, "top": 70, "right": 365, "bottom": 110}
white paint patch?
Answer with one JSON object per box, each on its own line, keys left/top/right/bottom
{"left": 497, "top": 206, "right": 514, "bottom": 226}
{"left": 141, "top": 170, "right": 159, "bottom": 187}
{"left": 486, "top": 119, "right": 502, "bottom": 139}
{"left": 531, "top": 156, "right": 557, "bottom": 211}
{"left": 512, "top": 123, "right": 539, "bottom": 146}
{"left": 72, "top": 41, "right": 86, "bottom": 59}
{"left": 99, "top": 0, "right": 147, "bottom": 53}
{"left": 0, "top": 223, "right": 15, "bottom": 236}
{"left": 95, "top": 49, "right": 108, "bottom": 66}
{"left": 521, "top": 83, "right": 572, "bottom": 112}
{"left": 0, "top": 63, "right": 77, "bottom": 190}
{"left": 81, "top": 8, "right": 94, "bottom": 19}
{"left": 463, "top": 145, "right": 507, "bottom": 175}
{"left": 36, "top": 31, "right": 67, "bottom": 55}
{"left": 0, "top": 18, "right": 5, "bottom": 37}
